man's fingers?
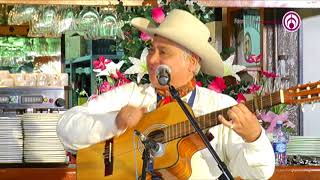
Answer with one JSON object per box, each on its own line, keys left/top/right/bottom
{"left": 237, "top": 103, "right": 251, "bottom": 114}
{"left": 218, "top": 115, "right": 233, "bottom": 129}
{"left": 227, "top": 109, "right": 241, "bottom": 125}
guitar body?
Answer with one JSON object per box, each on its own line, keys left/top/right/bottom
{"left": 77, "top": 102, "right": 206, "bottom": 180}
{"left": 76, "top": 81, "right": 320, "bottom": 179}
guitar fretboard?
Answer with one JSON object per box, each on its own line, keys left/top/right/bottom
{"left": 161, "top": 91, "right": 282, "bottom": 143}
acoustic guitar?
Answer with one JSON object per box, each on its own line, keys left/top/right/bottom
{"left": 77, "top": 81, "right": 320, "bottom": 180}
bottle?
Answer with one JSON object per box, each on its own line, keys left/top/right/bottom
{"left": 272, "top": 120, "right": 289, "bottom": 166}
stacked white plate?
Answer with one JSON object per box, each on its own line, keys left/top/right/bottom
{"left": 287, "top": 136, "right": 320, "bottom": 157}
{"left": 0, "top": 115, "right": 23, "bottom": 163}
{"left": 22, "top": 113, "right": 67, "bottom": 163}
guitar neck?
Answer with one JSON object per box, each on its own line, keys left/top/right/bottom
{"left": 162, "top": 91, "right": 283, "bottom": 143}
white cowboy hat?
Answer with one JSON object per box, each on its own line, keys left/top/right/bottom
{"left": 130, "top": 9, "right": 224, "bottom": 77}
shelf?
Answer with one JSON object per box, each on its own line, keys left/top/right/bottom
{"left": 65, "top": 55, "right": 92, "bottom": 65}
{"left": 65, "top": 54, "right": 123, "bottom": 65}
{"left": 75, "top": 67, "right": 91, "bottom": 75}
{"left": 93, "top": 54, "right": 124, "bottom": 60}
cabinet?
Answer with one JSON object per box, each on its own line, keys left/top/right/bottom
{"left": 62, "top": 34, "right": 123, "bottom": 108}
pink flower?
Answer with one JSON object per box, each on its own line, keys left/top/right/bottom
{"left": 261, "top": 70, "right": 278, "bottom": 78}
{"left": 196, "top": 81, "right": 203, "bottom": 87}
{"left": 236, "top": 93, "right": 246, "bottom": 103}
{"left": 208, "top": 77, "right": 227, "bottom": 93}
{"left": 116, "top": 70, "right": 126, "bottom": 79}
{"left": 93, "top": 56, "right": 112, "bottom": 71}
{"left": 151, "top": 7, "right": 165, "bottom": 24}
{"left": 99, "top": 56, "right": 105, "bottom": 62}
{"left": 248, "top": 84, "right": 261, "bottom": 94}
{"left": 111, "top": 70, "right": 131, "bottom": 87}
{"left": 99, "top": 81, "right": 112, "bottom": 93}
{"left": 93, "top": 60, "right": 106, "bottom": 70}
{"left": 246, "top": 54, "right": 262, "bottom": 63}
{"left": 140, "top": 31, "right": 151, "bottom": 41}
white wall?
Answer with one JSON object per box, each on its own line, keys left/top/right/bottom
{"left": 301, "top": 11, "right": 320, "bottom": 136}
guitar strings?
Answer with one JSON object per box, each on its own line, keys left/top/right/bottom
{"left": 133, "top": 132, "right": 139, "bottom": 180}
{"left": 162, "top": 94, "right": 282, "bottom": 142}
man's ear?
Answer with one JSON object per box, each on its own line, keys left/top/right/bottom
{"left": 188, "top": 54, "right": 200, "bottom": 72}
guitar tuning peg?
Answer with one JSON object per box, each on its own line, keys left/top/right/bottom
{"left": 307, "top": 86, "right": 310, "bottom": 90}
{"left": 312, "top": 102, "right": 316, "bottom": 111}
{"left": 301, "top": 103, "right": 305, "bottom": 112}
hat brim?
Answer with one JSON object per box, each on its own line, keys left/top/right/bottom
{"left": 131, "top": 17, "right": 224, "bottom": 77}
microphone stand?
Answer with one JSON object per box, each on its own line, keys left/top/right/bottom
{"left": 137, "top": 131, "right": 162, "bottom": 180}
{"left": 168, "top": 85, "right": 234, "bottom": 180}
{"left": 140, "top": 147, "right": 150, "bottom": 180}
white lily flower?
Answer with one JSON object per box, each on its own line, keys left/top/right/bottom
{"left": 223, "top": 54, "right": 246, "bottom": 81}
{"left": 124, "top": 47, "right": 148, "bottom": 83}
{"left": 96, "top": 61, "right": 125, "bottom": 77}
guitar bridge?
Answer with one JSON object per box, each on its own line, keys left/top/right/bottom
{"left": 103, "top": 139, "right": 114, "bottom": 176}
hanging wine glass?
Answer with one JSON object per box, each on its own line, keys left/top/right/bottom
{"left": 99, "top": 6, "right": 118, "bottom": 39}
{"left": 0, "top": 5, "right": 7, "bottom": 25}
{"left": 77, "top": 6, "right": 99, "bottom": 39}
{"left": 30, "top": 6, "right": 57, "bottom": 37}
{"left": 57, "top": 6, "right": 78, "bottom": 35}
{"left": 40, "top": 6, "right": 58, "bottom": 36}
{"left": 8, "top": 5, "right": 38, "bottom": 25}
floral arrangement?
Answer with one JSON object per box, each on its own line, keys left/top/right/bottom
{"left": 92, "top": 0, "right": 240, "bottom": 94}
{"left": 243, "top": 56, "right": 296, "bottom": 135}
{"left": 89, "top": 0, "right": 296, "bottom": 135}
{"left": 258, "top": 104, "right": 296, "bottom": 135}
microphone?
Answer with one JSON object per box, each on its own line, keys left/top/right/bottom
{"left": 156, "top": 65, "right": 171, "bottom": 86}
{"left": 134, "top": 130, "right": 164, "bottom": 157}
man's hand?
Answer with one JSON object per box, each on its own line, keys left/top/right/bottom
{"left": 116, "top": 105, "right": 147, "bottom": 131}
{"left": 218, "top": 103, "right": 262, "bottom": 143}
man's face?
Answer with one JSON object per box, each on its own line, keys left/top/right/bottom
{"left": 147, "top": 36, "right": 197, "bottom": 89}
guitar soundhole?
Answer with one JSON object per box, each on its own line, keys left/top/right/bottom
{"left": 147, "top": 130, "right": 165, "bottom": 143}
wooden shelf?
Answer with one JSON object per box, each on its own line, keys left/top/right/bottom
{"left": 0, "top": 25, "right": 29, "bottom": 36}
{"left": 1, "top": 0, "right": 320, "bottom": 8}
{"left": 65, "top": 55, "right": 92, "bottom": 65}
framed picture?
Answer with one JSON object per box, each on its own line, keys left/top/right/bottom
{"left": 227, "top": 8, "right": 263, "bottom": 70}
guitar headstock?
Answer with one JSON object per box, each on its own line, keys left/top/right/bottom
{"left": 283, "top": 81, "right": 320, "bottom": 105}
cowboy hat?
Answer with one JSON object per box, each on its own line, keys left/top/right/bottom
{"left": 130, "top": 9, "right": 224, "bottom": 77}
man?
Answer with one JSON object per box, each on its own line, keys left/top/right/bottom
{"left": 57, "top": 9, "right": 275, "bottom": 179}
